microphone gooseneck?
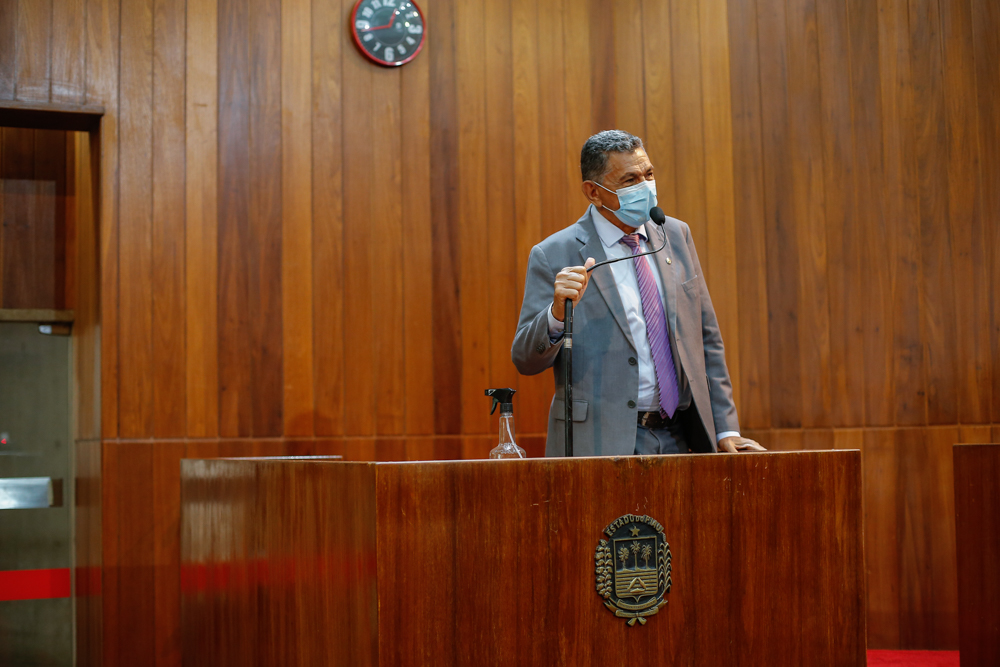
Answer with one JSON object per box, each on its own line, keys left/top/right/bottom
{"left": 586, "top": 206, "right": 667, "bottom": 273}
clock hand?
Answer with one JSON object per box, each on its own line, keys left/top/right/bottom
{"left": 362, "top": 9, "right": 399, "bottom": 31}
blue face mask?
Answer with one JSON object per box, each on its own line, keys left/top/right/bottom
{"left": 595, "top": 179, "right": 658, "bottom": 229}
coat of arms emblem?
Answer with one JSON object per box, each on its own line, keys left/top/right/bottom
{"left": 594, "top": 514, "right": 671, "bottom": 625}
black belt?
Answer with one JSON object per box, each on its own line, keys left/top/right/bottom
{"left": 637, "top": 410, "right": 678, "bottom": 429}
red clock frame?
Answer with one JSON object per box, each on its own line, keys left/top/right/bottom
{"left": 350, "top": 0, "right": 426, "bottom": 68}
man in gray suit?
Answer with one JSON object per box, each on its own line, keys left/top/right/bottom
{"left": 511, "top": 130, "right": 764, "bottom": 457}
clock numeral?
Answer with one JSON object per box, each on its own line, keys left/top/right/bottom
{"left": 384, "top": 47, "right": 395, "bottom": 61}
{"left": 407, "top": 24, "right": 423, "bottom": 34}
{"left": 355, "top": 20, "right": 369, "bottom": 29}
{"left": 372, "top": 0, "right": 382, "bottom": 8}
{"left": 361, "top": 6, "right": 373, "bottom": 18}
{"left": 363, "top": 33, "right": 374, "bottom": 42}
{"left": 384, "top": 0, "right": 396, "bottom": 5}
{"left": 405, "top": 36, "right": 416, "bottom": 46}
{"left": 398, "top": 45, "right": 407, "bottom": 55}
{"left": 407, "top": 11, "right": 418, "bottom": 18}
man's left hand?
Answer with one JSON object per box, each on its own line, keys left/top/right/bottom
{"left": 718, "top": 436, "right": 766, "bottom": 453}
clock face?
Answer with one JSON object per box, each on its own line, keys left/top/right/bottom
{"left": 351, "top": 0, "right": 426, "bottom": 67}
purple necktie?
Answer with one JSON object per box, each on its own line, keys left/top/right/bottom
{"left": 620, "top": 233, "right": 680, "bottom": 418}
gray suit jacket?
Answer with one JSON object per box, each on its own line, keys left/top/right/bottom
{"left": 511, "top": 208, "right": 740, "bottom": 456}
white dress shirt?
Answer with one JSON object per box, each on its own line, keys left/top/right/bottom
{"left": 547, "top": 205, "right": 739, "bottom": 443}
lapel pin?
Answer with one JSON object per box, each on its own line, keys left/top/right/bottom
{"left": 667, "top": 258, "right": 672, "bottom": 265}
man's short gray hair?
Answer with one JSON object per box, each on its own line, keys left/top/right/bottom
{"left": 580, "top": 130, "right": 644, "bottom": 183}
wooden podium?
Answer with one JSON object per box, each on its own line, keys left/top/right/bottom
{"left": 180, "top": 452, "right": 866, "bottom": 666}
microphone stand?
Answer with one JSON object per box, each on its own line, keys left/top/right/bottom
{"left": 561, "top": 207, "right": 667, "bottom": 458}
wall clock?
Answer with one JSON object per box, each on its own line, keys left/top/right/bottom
{"left": 350, "top": 0, "right": 426, "bottom": 67}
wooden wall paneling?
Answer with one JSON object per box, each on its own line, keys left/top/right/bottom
{"left": 456, "top": 0, "right": 490, "bottom": 436}
{"left": 153, "top": 441, "right": 185, "bottom": 667}
{"left": 87, "top": 0, "right": 121, "bottom": 440}
{"left": 370, "top": 62, "right": 405, "bottom": 436}
{"left": 483, "top": 0, "right": 519, "bottom": 409}
{"left": 115, "top": 442, "right": 156, "bottom": 664}
{"left": 940, "top": 0, "right": 990, "bottom": 426}
{"left": 341, "top": 0, "right": 375, "bottom": 436}
{"left": 785, "top": 0, "right": 831, "bottom": 429}
{"left": 33, "top": 129, "right": 65, "bottom": 308}
{"left": 0, "top": 135, "right": 2, "bottom": 305}
{"left": 847, "top": 0, "right": 893, "bottom": 427}
{"left": 535, "top": 0, "right": 569, "bottom": 242}
{"left": 311, "top": 0, "right": 345, "bottom": 437}
{"left": 862, "top": 428, "right": 901, "bottom": 648}
{"left": 832, "top": 428, "right": 863, "bottom": 451}
{"left": 15, "top": 0, "right": 52, "bottom": 101}
{"left": 756, "top": 0, "right": 801, "bottom": 428}
{"left": 152, "top": 0, "right": 186, "bottom": 438}
{"left": 562, "top": 3, "right": 592, "bottom": 198}
{"left": 51, "top": 0, "right": 86, "bottom": 103}
{"left": 248, "top": 0, "right": 283, "bottom": 437}
{"left": 896, "top": 427, "right": 959, "bottom": 648}
{"left": 815, "top": 0, "right": 862, "bottom": 427}
{"left": 117, "top": 0, "right": 154, "bottom": 438}
{"left": 74, "top": 131, "right": 100, "bottom": 440}
{"left": 612, "top": 0, "right": 645, "bottom": 143}
{"left": 726, "top": 0, "right": 771, "bottom": 429}
{"left": 74, "top": 439, "right": 103, "bottom": 667}
{"left": 909, "top": 0, "right": 957, "bottom": 426}
{"left": 281, "top": 0, "right": 314, "bottom": 437}
{"left": 217, "top": 0, "right": 253, "bottom": 437}
{"left": 100, "top": 441, "right": 120, "bottom": 666}
{"left": 510, "top": 0, "right": 547, "bottom": 435}
{"left": 959, "top": 425, "right": 991, "bottom": 444}
{"left": 877, "top": 0, "right": 926, "bottom": 426}
{"left": 2, "top": 177, "right": 56, "bottom": 308}
{"left": 969, "top": 0, "right": 1000, "bottom": 424}
{"left": 698, "top": 0, "right": 739, "bottom": 396}
{"left": 0, "top": 0, "right": 15, "bottom": 99}
{"left": 668, "top": 0, "right": 708, "bottom": 258}
{"left": 640, "top": 0, "right": 674, "bottom": 212}
{"left": 184, "top": 0, "right": 219, "bottom": 438}
{"left": 64, "top": 131, "right": 76, "bottom": 309}
{"left": 1, "top": 126, "right": 32, "bottom": 177}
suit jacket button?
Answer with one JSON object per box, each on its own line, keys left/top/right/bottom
{"left": 628, "top": 400, "right": 636, "bottom": 408}
{"left": 628, "top": 357, "right": 637, "bottom": 366}
{"left": 536, "top": 343, "right": 545, "bottom": 353}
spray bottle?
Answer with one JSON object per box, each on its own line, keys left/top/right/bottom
{"left": 485, "top": 388, "right": 526, "bottom": 459}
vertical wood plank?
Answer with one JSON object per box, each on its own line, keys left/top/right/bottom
{"left": 785, "top": 0, "right": 831, "bottom": 428}
{"left": 940, "top": 0, "right": 989, "bottom": 425}
{"left": 669, "top": 0, "right": 707, "bottom": 257}
{"left": 370, "top": 63, "right": 405, "bottom": 437}
{"left": 0, "top": 0, "right": 16, "bottom": 100}
{"left": 727, "top": 0, "right": 771, "bottom": 428}
{"left": 456, "top": 0, "right": 489, "bottom": 435}
{"left": 312, "top": 0, "right": 345, "bottom": 436}
{"left": 863, "top": 428, "right": 900, "bottom": 647}
{"left": 341, "top": 0, "right": 375, "bottom": 436}
{"left": 217, "top": 0, "right": 252, "bottom": 436}
{"left": 848, "top": 0, "right": 894, "bottom": 427}
{"left": 588, "top": 0, "right": 614, "bottom": 131}
{"left": 281, "top": 0, "right": 314, "bottom": 436}
{"left": 87, "top": 0, "right": 121, "bottom": 439}
{"left": 185, "top": 0, "right": 219, "bottom": 438}
{"left": 613, "top": 0, "right": 645, "bottom": 140}
{"left": 115, "top": 442, "right": 155, "bottom": 665}
{"left": 64, "top": 132, "right": 75, "bottom": 310}
{"left": 101, "top": 441, "right": 120, "bottom": 666}
{"left": 511, "top": 0, "right": 547, "bottom": 434}
{"left": 816, "top": 0, "right": 863, "bottom": 427}
{"left": 74, "top": 132, "right": 101, "bottom": 440}
{"left": 756, "top": 0, "right": 801, "bottom": 428}
{"left": 152, "top": 442, "right": 186, "bottom": 667}
{"left": 970, "top": 0, "right": 1000, "bottom": 424}
{"left": 248, "top": 0, "right": 283, "bottom": 436}
{"left": 908, "top": 0, "right": 957, "bottom": 426}
{"left": 429, "top": 0, "right": 461, "bottom": 434}
{"left": 536, "top": 0, "right": 569, "bottom": 241}
{"left": 152, "top": 0, "right": 186, "bottom": 438}
{"left": 15, "top": 0, "right": 52, "bottom": 101}
{"left": 483, "top": 0, "right": 519, "bottom": 414}
{"left": 699, "top": 0, "right": 739, "bottom": 400}
{"left": 640, "top": 0, "right": 674, "bottom": 211}
{"left": 34, "top": 129, "right": 65, "bottom": 309}
{"left": 117, "top": 0, "right": 154, "bottom": 438}
{"left": 51, "top": 0, "right": 86, "bottom": 103}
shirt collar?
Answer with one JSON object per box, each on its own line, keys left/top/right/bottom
{"left": 588, "top": 204, "right": 648, "bottom": 248}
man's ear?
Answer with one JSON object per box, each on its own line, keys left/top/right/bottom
{"left": 581, "top": 180, "right": 601, "bottom": 206}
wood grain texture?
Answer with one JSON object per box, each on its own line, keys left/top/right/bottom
{"left": 180, "top": 452, "right": 865, "bottom": 666}
{"left": 14, "top": 0, "right": 51, "bottom": 101}
{"left": 954, "top": 444, "right": 1000, "bottom": 666}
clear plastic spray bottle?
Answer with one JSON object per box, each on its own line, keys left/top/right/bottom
{"left": 485, "top": 388, "right": 526, "bottom": 459}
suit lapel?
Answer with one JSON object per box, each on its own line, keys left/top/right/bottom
{"left": 646, "top": 221, "right": 678, "bottom": 337}
{"left": 577, "top": 215, "right": 636, "bottom": 351}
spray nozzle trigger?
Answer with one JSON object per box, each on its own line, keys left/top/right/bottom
{"left": 485, "top": 388, "right": 516, "bottom": 415}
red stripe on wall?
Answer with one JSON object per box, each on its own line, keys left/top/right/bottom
{"left": 0, "top": 568, "right": 71, "bottom": 601}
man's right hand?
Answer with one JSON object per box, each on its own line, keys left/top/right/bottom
{"left": 552, "top": 258, "right": 596, "bottom": 321}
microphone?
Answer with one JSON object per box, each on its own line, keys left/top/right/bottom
{"left": 586, "top": 207, "right": 668, "bottom": 273}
